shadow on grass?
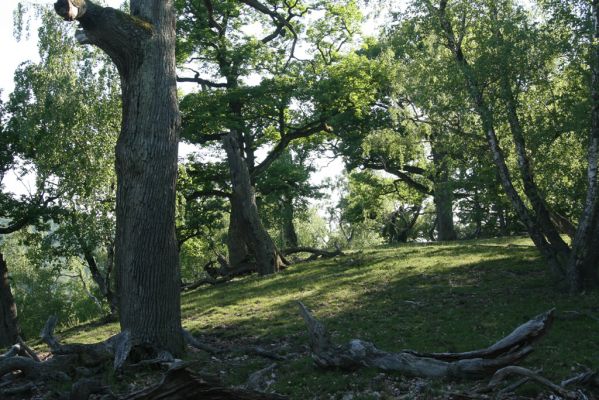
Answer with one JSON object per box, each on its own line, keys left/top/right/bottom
{"left": 60, "top": 238, "right": 599, "bottom": 398}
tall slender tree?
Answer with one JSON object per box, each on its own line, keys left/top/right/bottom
{"left": 414, "top": 0, "right": 599, "bottom": 291}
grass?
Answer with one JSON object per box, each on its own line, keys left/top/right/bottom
{"left": 58, "top": 236, "right": 599, "bottom": 399}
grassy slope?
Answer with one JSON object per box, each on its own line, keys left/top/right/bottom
{"left": 62, "top": 237, "right": 599, "bottom": 398}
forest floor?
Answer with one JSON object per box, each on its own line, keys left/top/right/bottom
{"left": 52, "top": 237, "right": 599, "bottom": 399}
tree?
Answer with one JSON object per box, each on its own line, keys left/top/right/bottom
{"left": 177, "top": 0, "right": 365, "bottom": 275}
{"left": 8, "top": 7, "right": 121, "bottom": 320}
{"left": 53, "top": 0, "right": 184, "bottom": 354}
{"left": 405, "top": 0, "right": 599, "bottom": 291}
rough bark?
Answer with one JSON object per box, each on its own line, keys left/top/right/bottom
{"left": 223, "top": 133, "right": 284, "bottom": 275}
{"left": 298, "top": 301, "right": 553, "bottom": 379}
{"left": 54, "top": 0, "right": 184, "bottom": 354}
{"left": 228, "top": 195, "right": 252, "bottom": 272}
{"left": 0, "top": 253, "right": 20, "bottom": 349}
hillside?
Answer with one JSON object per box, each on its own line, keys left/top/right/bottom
{"left": 57, "top": 237, "right": 599, "bottom": 399}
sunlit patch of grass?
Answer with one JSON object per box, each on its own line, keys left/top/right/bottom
{"left": 55, "top": 237, "right": 599, "bottom": 398}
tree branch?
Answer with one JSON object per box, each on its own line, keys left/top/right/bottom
{"left": 252, "top": 121, "right": 331, "bottom": 177}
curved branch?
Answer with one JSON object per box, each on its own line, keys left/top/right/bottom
{"left": 252, "top": 121, "right": 331, "bottom": 177}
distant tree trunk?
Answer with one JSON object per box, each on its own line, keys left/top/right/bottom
{"left": 55, "top": 0, "right": 184, "bottom": 354}
{"left": 223, "top": 134, "right": 284, "bottom": 275}
{"left": 472, "top": 188, "right": 483, "bottom": 238}
{"left": 383, "top": 205, "right": 421, "bottom": 244}
{"left": 431, "top": 138, "right": 457, "bottom": 241}
{"left": 281, "top": 195, "right": 298, "bottom": 248}
{"left": 0, "top": 253, "right": 20, "bottom": 348}
{"left": 82, "top": 245, "right": 117, "bottom": 319}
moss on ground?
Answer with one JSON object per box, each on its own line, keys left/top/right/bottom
{"left": 56, "top": 237, "right": 599, "bottom": 399}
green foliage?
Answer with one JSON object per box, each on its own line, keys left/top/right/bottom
{"left": 1, "top": 232, "right": 102, "bottom": 338}
{"left": 2, "top": 6, "right": 121, "bottom": 328}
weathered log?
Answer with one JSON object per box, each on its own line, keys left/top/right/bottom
{"left": 122, "top": 363, "right": 288, "bottom": 399}
{"left": 297, "top": 302, "right": 554, "bottom": 379}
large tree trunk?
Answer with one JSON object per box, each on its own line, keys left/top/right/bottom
{"left": 54, "top": 0, "right": 184, "bottom": 354}
{"left": 0, "top": 253, "right": 20, "bottom": 348}
{"left": 223, "top": 134, "right": 283, "bottom": 275}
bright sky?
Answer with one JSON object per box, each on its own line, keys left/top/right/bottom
{"left": 0, "top": 0, "right": 123, "bottom": 100}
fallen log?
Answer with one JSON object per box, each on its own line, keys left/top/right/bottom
{"left": 297, "top": 302, "right": 554, "bottom": 379}
{"left": 281, "top": 247, "right": 343, "bottom": 261}
{"left": 182, "top": 276, "right": 230, "bottom": 291}
{"left": 123, "top": 363, "right": 287, "bottom": 400}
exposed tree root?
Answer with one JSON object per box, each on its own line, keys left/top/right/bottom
{"left": 297, "top": 301, "right": 554, "bottom": 379}
{"left": 122, "top": 362, "right": 287, "bottom": 400}
{"left": 41, "top": 315, "right": 132, "bottom": 370}
{"left": 0, "top": 317, "right": 293, "bottom": 399}
{"left": 183, "top": 329, "right": 287, "bottom": 361}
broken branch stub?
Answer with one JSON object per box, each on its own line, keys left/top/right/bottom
{"left": 297, "top": 302, "right": 554, "bottom": 379}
